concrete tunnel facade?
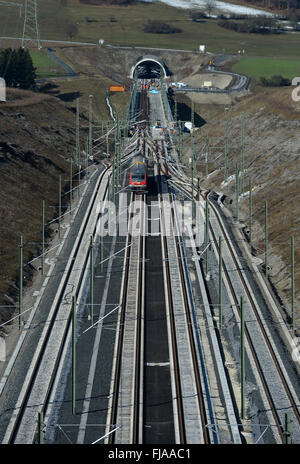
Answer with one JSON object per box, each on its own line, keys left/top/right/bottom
{"left": 130, "top": 55, "right": 168, "bottom": 79}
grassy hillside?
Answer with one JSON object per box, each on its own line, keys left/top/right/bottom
{"left": 0, "top": 82, "right": 126, "bottom": 324}
{"left": 0, "top": 90, "right": 77, "bottom": 320}
{"left": 48, "top": 74, "right": 130, "bottom": 121}
{"left": 30, "top": 50, "right": 68, "bottom": 77}
{"left": 232, "top": 56, "right": 300, "bottom": 79}
{"left": 1, "top": 0, "right": 300, "bottom": 58}
{"left": 177, "top": 87, "right": 300, "bottom": 320}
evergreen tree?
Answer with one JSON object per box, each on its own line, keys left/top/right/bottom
{"left": 9, "top": 49, "right": 18, "bottom": 87}
{"left": 17, "top": 49, "right": 36, "bottom": 89}
{"left": 0, "top": 47, "right": 36, "bottom": 89}
{"left": 0, "top": 48, "right": 13, "bottom": 85}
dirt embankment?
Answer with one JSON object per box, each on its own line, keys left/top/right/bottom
{"left": 184, "top": 73, "right": 233, "bottom": 89}
{"left": 59, "top": 46, "right": 210, "bottom": 85}
{"left": 0, "top": 89, "right": 89, "bottom": 325}
{"left": 185, "top": 86, "right": 300, "bottom": 321}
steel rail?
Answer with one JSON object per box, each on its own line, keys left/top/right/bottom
{"left": 154, "top": 93, "right": 244, "bottom": 444}
{"left": 157, "top": 161, "right": 186, "bottom": 443}
{"left": 3, "top": 146, "right": 135, "bottom": 444}
{"left": 161, "top": 150, "right": 300, "bottom": 443}
{"left": 159, "top": 146, "right": 215, "bottom": 444}
{"left": 107, "top": 87, "right": 149, "bottom": 444}
{"left": 107, "top": 192, "right": 146, "bottom": 444}
{"left": 4, "top": 164, "right": 111, "bottom": 444}
{"left": 153, "top": 141, "right": 185, "bottom": 443}
{"left": 207, "top": 197, "right": 300, "bottom": 441}
{"left": 209, "top": 220, "right": 284, "bottom": 437}
{"left": 132, "top": 196, "right": 145, "bottom": 443}
{"left": 156, "top": 144, "right": 211, "bottom": 443}
{"left": 170, "top": 196, "right": 211, "bottom": 444}
{"left": 152, "top": 95, "right": 210, "bottom": 442}
{"left": 106, "top": 192, "right": 134, "bottom": 444}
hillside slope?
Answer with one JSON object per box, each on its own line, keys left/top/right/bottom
{"left": 184, "top": 86, "right": 300, "bottom": 324}
{"left": 0, "top": 89, "right": 87, "bottom": 325}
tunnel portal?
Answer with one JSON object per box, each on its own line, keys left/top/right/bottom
{"left": 130, "top": 55, "right": 168, "bottom": 79}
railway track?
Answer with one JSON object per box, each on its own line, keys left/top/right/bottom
{"left": 140, "top": 89, "right": 150, "bottom": 130}
{"left": 158, "top": 144, "right": 246, "bottom": 443}
{"left": 155, "top": 146, "right": 217, "bottom": 443}
{"left": 158, "top": 142, "right": 300, "bottom": 443}
{"left": 1, "top": 143, "right": 137, "bottom": 444}
{"left": 105, "top": 86, "right": 221, "bottom": 443}
{"left": 105, "top": 149, "right": 218, "bottom": 443}
{"left": 106, "top": 85, "right": 243, "bottom": 444}
{"left": 155, "top": 141, "right": 243, "bottom": 443}
{"left": 207, "top": 197, "right": 300, "bottom": 443}
{"left": 105, "top": 192, "right": 146, "bottom": 443}
{"left": 2, "top": 165, "right": 111, "bottom": 444}
{"left": 3, "top": 76, "right": 299, "bottom": 445}
{"left": 104, "top": 88, "right": 150, "bottom": 443}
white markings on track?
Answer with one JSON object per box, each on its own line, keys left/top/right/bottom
{"left": 76, "top": 233, "right": 118, "bottom": 444}
{"left": 146, "top": 362, "right": 170, "bottom": 367}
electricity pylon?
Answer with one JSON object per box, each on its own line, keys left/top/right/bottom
{"left": 22, "top": 0, "right": 41, "bottom": 49}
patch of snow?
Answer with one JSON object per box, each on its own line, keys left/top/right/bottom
{"left": 156, "top": 0, "right": 274, "bottom": 16}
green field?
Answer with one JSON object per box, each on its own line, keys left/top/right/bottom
{"left": 30, "top": 51, "right": 56, "bottom": 68}
{"left": 1, "top": 0, "right": 300, "bottom": 59}
{"left": 232, "top": 56, "right": 300, "bottom": 79}
{"left": 30, "top": 50, "right": 65, "bottom": 77}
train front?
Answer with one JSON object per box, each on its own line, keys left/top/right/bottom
{"left": 129, "top": 156, "right": 147, "bottom": 192}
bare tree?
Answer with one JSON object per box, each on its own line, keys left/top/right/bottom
{"left": 65, "top": 22, "right": 79, "bottom": 39}
{"left": 205, "top": 0, "right": 216, "bottom": 15}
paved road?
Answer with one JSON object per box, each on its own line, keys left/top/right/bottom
{"left": 0, "top": 37, "right": 203, "bottom": 54}
{"left": 174, "top": 54, "right": 249, "bottom": 94}
{"left": 46, "top": 48, "right": 78, "bottom": 78}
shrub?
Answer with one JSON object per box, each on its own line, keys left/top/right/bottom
{"left": 65, "top": 22, "right": 79, "bottom": 39}
{"left": 143, "top": 20, "right": 182, "bottom": 34}
{"left": 0, "top": 48, "right": 36, "bottom": 89}
{"left": 217, "top": 17, "right": 282, "bottom": 34}
{"left": 189, "top": 10, "right": 208, "bottom": 21}
{"left": 259, "top": 75, "right": 291, "bottom": 86}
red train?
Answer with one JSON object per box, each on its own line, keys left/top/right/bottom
{"left": 129, "top": 155, "right": 147, "bottom": 191}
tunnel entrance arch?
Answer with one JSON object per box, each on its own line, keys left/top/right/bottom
{"left": 130, "top": 55, "right": 168, "bottom": 79}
